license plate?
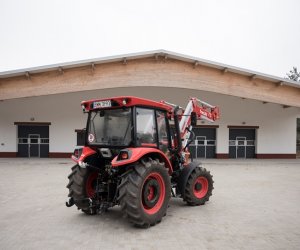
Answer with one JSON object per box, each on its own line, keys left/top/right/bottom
{"left": 93, "top": 100, "right": 112, "bottom": 109}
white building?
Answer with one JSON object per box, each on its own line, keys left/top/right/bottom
{"left": 0, "top": 50, "right": 299, "bottom": 158}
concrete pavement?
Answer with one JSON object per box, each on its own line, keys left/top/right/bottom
{"left": 0, "top": 158, "right": 300, "bottom": 250}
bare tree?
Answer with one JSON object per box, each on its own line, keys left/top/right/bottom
{"left": 286, "top": 67, "right": 300, "bottom": 82}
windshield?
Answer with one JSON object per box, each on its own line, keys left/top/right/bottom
{"left": 87, "top": 108, "right": 132, "bottom": 146}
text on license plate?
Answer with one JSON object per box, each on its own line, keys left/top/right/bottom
{"left": 93, "top": 100, "right": 112, "bottom": 108}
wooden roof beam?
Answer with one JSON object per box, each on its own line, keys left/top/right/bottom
{"left": 222, "top": 67, "right": 228, "bottom": 74}
{"left": 58, "top": 67, "right": 64, "bottom": 75}
{"left": 25, "top": 71, "right": 30, "bottom": 80}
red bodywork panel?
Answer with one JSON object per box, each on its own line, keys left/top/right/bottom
{"left": 71, "top": 146, "right": 173, "bottom": 174}
{"left": 72, "top": 146, "right": 97, "bottom": 163}
{"left": 111, "top": 148, "right": 173, "bottom": 174}
{"left": 81, "top": 96, "right": 173, "bottom": 113}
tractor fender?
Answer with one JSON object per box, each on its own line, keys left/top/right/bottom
{"left": 72, "top": 146, "right": 97, "bottom": 164}
{"left": 177, "top": 161, "right": 202, "bottom": 197}
{"left": 111, "top": 147, "right": 173, "bottom": 174}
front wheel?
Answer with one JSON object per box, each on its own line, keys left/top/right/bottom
{"left": 118, "top": 158, "right": 171, "bottom": 227}
{"left": 184, "top": 167, "right": 213, "bottom": 206}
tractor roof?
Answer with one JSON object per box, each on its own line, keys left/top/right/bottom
{"left": 81, "top": 96, "right": 173, "bottom": 112}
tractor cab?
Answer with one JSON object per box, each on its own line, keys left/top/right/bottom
{"left": 86, "top": 103, "right": 171, "bottom": 151}
{"left": 75, "top": 96, "right": 175, "bottom": 163}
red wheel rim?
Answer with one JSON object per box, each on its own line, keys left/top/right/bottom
{"left": 142, "top": 172, "right": 165, "bottom": 215}
{"left": 86, "top": 172, "right": 98, "bottom": 198}
{"left": 193, "top": 176, "right": 208, "bottom": 199}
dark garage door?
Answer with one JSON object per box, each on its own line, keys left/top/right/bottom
{"left": 17, "top": 125, "right": 49, "bottom": 157}
{"left": 229, "top": 128, "right": 256, "bottom": 158}
{"left": 189, "top": 127, "right": 216, "bottom": 159}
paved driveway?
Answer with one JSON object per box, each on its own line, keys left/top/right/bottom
{"left": 0, "top": 158, "right": 300, "bottom": 250}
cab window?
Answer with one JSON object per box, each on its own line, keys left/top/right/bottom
{"left": 136, "top": 108, "right": 157, "bottom": 147}
{"left": 156, "top": 110, "right": 168, "bottom": 153}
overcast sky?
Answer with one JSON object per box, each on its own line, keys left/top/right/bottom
{"left": 0, "top": 0, "right": 299, "bottom": 78}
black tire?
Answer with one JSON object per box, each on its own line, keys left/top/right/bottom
{"left": 184, "top": 167, "right": 213, "bottom": 206}
{"left": 118, "top": 158, "right": 171, "bottom": 227}
{"left": 66, "top": 164, "right": 98, "bottom": 215}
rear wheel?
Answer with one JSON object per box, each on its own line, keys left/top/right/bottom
{"left": 118, "top": 158, "right": 171, "bottom": 227}
{"left": 66, "top": 165, "right": 98, "bottom": 215}
{"left": 184, "top": 167, "right": 213, "bottom": 206}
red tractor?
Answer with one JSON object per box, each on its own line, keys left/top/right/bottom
{"left": 66, "top": 96, "right": 219, "bottom": 227}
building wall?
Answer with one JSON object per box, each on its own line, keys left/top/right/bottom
{"left": 1, "top": 58, "right": 300, "bottom": 108}
{"left": 0, "top": 86, "right": 299, "bottom": 156}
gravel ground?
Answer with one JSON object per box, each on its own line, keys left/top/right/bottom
{"left": 0, "top": 158, "right": 300, "bottom": 250}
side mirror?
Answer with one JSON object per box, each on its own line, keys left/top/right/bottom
{"left": 191, "top": 112, "right": 197, "bottom": 126}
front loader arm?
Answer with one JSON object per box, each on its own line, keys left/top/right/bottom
{"left": 178, "top": 98, "right": 219, "bottom": 151}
